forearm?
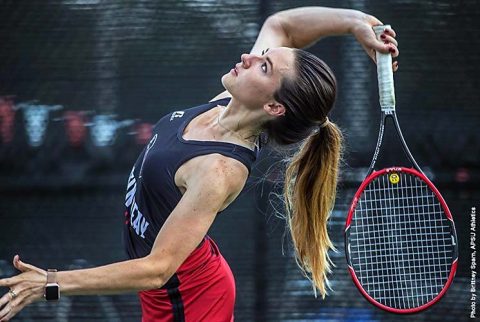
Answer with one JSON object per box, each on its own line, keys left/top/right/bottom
{"left": 273, "top": 7, "right": 367, "bottom": 48}
{"left": 58, "top": 256, "right": 166, "bottom": 296}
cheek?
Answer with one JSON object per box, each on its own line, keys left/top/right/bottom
{"left": 224, "top": 71, "right": 280, "bottom": 105}
{"left": 242, "top": 75, "right": 278, "bottom": 98}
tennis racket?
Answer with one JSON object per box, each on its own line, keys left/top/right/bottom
{"left": 344, "top": 25, "right": 458, "bottom": 314}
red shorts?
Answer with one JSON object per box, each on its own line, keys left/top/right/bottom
{"left": 139, "top": 237, "right": 235, "bottom": 322}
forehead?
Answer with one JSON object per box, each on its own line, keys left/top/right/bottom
{"left": 268, "top": 47, "right": 295, "bottom": 76}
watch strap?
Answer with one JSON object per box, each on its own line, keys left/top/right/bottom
{"left": 47, "top": 269, "right": 57, "bottom": 284}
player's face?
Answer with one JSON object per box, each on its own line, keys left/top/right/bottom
{"left": 221, "top": 47, "right": 295, "bottom": 108}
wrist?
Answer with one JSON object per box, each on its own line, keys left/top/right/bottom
{"left": 44, "top": 269, "right": 60, "bottom": 301}
{"left": 346, "top": 10, "right": 368, "bottom": 33}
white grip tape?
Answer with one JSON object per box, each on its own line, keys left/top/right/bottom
{"left": 373, "top": 25, "right": 395, "bottom": 112}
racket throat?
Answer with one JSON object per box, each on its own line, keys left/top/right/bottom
{"left": 367, "top": 112, "right": 424, "bottom": 177}
{"left": 391, "top": 114, "right": 424, "bottom": 174}
{"left": 367, "top": 114, "right": 387, "bottom": 175}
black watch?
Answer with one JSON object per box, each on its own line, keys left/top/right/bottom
{"left": 44, "top": 269, "right": 60, "bottom": 301}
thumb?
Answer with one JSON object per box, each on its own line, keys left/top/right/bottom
{"left": 13, "top": 255, "right": 31, "bottom": 273}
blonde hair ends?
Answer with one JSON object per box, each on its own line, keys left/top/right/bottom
{"left": 284, "top": 122, "right": 343, "bottom": 298}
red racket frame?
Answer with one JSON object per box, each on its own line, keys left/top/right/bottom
{"left": 345, "top": 166, "right": 458, "bottom": 313}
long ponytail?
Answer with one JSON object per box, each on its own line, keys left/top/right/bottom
{"left": 284, "top": 122, "right": 343, "bottom": 298}
{"left": 264, "top": 48, "right": 341, "bottom": 298}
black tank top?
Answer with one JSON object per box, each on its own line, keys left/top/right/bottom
{"left": 123, "top": 98, "right": 257, "bottom": 260}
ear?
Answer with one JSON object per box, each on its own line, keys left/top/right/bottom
{"left": 263, "top": 102, "right": 286, "bottom": 117}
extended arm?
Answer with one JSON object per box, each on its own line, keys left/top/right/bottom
{"left": 0, "top": 155, "right": 248, "bottom": 321}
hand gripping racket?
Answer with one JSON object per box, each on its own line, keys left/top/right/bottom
{"left": 344, "top": 25, "right": 458, "bottom": 313}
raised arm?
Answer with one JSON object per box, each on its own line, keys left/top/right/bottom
{"left": 211, "top": 6, "right": 398, "bottom": 101}
{"left": 254, "top": 7, "right": 398, "bottom": 59}
{"left": 0, "top": 155, "right": 248, "bottom": 321}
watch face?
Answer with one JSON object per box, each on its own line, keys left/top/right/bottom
{"left": 45, "top": 284, "right": 60, "bottom": 301}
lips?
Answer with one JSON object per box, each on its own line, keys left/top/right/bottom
{"left": 234, "top": 63, "right": 242, "bottom": 75}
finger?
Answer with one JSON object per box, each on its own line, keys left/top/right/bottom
{"left": 383, "top": 27, "right": 397, "bottom": 38}
{"left": 12, "top": 255, "right": 20, "bottom": 273}
{"left": 0, "top": 304, "right": 10, "bottom": 321}
{"left": 0, "top": 292, "right": 11, "bottom": 310}
{"left": 388, "top": 45, "right": 399, "bottom": 58}
{"left": 12, "top": 255, "right": 19, "bottom": 269}
{"left": 0, "top": 289, "right": 26, "bottom": 320}
{"left": 363, "top": 46, "right": 377, "bottom": 63}
{"left": 13, "top": 255, "right": 27, "bottom": 273}
{"left": 393, "top": 61, "right": 399, "bottom": 72}
{"left": 13, "top": 256, "right": 35, "bottom": 273}
{"left": 370, "top": 50, "right": 376, "bottom": 63}
{"left": 0, "top": 298, "right": 24, "bottom": 322}
{"left": 0, "top": 277, "right": 12, "bottom": 288}
{"left": 379, "top": 34, "right": 398, "bottom": 47}
{"left": 368, "top": 37, "right": 392, "bottom": 54}
{"left": 0, "top": 302, "right": 12, "bottom": 321}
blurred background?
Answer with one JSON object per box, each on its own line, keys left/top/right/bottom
{"left": 0, "top": 0, "right": 478, "bottom": 321}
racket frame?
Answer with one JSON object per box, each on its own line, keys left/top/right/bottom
{"left": 345, "top": 166, "right": 458, "bottom": 313}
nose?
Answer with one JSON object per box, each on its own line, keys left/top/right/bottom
{"left": 240, "top": 53, "right": 260, "bottom": 68}
{"left": 240, "top": 54, "right": 250, "bottom": 68}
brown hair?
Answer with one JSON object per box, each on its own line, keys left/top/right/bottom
{"left": 262, "top": 49, "right": 343, "bottom": 298}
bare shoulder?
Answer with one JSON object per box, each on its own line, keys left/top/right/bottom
{"left": 187, "top": 154, "right": 249, "bottom": 211}
{"left": 176, "top": 153, "right": 248, "bottom": 201}
{"left": 191, "top": 154, "right": 248, "bottom": 189}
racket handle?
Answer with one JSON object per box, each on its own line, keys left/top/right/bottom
{"left": 373, "top": 25, "right": 395, "bottom": 112}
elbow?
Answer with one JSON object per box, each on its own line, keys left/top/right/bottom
{"left": 150, "top": 273, "right": 166, "bottom": 290}
{"left": 264, "top": 14, "right": 293, "bottom": 48}
{"left": 264, "top": 14, "right": 287, "bottom": 33}
{"left": 142, "top": 256, "right": 170, "bottom": 290}
{"left": 264, "top": 14, "right": 284, "bottom": 28}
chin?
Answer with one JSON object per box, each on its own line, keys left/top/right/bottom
{"left": 221, "top": 74, "right": 233, "bottom": 93}
{"left": 221, "top": 73, "right": 228, "bottom": 85}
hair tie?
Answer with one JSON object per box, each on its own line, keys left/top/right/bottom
{"left": 318, "top": 117, "right": 330, "bottom": 128}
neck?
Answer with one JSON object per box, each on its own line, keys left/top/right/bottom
{"left": 215, "top": 98, "right": 265, "bottom": 144}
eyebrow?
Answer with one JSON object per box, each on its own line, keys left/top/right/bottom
{"left": 266, "top": 56, "right": 274, "bottom": 73}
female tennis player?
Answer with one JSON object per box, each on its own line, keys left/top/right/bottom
{"left": 0, "top": 6, "right": 398, "bottom": 322}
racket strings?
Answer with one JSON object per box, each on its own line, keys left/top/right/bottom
{"left": 349, "top": 172, "right": 454, "bottom": 309}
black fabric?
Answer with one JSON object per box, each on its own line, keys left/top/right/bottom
{"left": 166, "top": 274, "right": 185, "bottom": 322}
{"left": 122, "top": 98, "right": 257, "bottom": 261}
